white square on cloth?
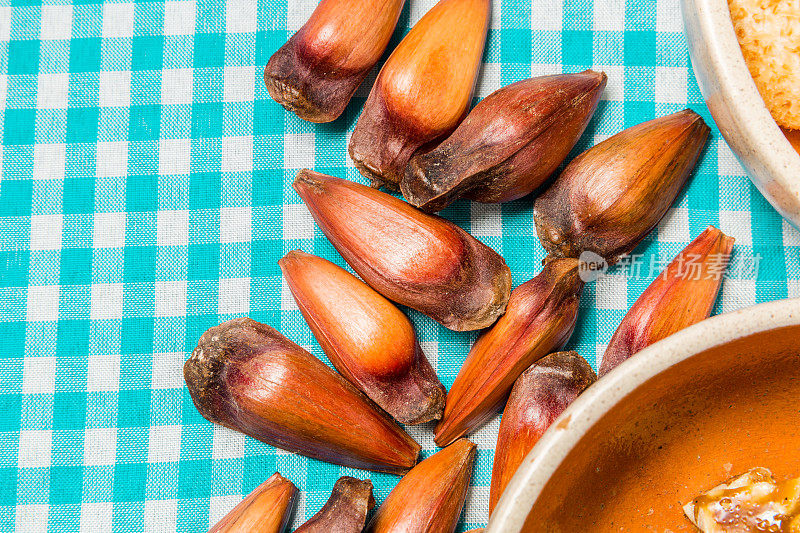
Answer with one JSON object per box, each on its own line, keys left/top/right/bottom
{"left": 657, "top": 0, "right": 683, "bottom": 32}
{"left": 220, "top": 206, "right": 251, "bottom": 243}
{"left": 471, "top": 203, "right": 502, "bottom": 237}
{"left": 718, "top": 141, "right": 746, "bottom": 176}
{"left": 409, "top": 0, "right": 439, "bottom": 26}
{"left": 161, "top": 69, "right": 194, "bottom": 106}
{"left": 86, "top": 354, "right": 121, "bottom": 392}
{"left": 148, "top": 425, "right": 182, "bottom": 463}
{"left": 283, "top": 133, "right": 315, "bottom": 169}
{"left": 593, "top": 65, "right": 624, "bottom": 101}
{"left": 221, "top": 136, "right": 253, "bottom": 172}
{"left": 99, "top": 71, "right": 131, "bottom": 108}
{"left": 658, "top": 208, "right": 690, "bottom": 242}
{"left": 719, "top": 210, "right": 752, "bottom": 246}
{"left": 16, "top": 505, "right": 49, "bottom": 533}
{"left": 0, "top": 8, "right": 10, "bottom": 41}
{"left": 93, "top": 212, "right": 127, "bottom": 249}
{"left": 96, "top": 141, "right": 129, "bottom": 178}
{"left": 102, "top": 3, "right": 135, "bottom": 38}
{"left": 83, "top": 428, "right": 118, "bottom": 466}
{"left": 223, "top": 66, "right": 255, "bottom": 103}
{"left": 595, "top": 274, "right": 628, "bottom": 310}
{"left": 531, "top": 63, "right": 563, "bottom": 77}
{"left": 655, "top": 66, "right": 688, "bottom": 104}
{"left": 282, "top": 204, "right": 314, "bottom": 240}
{"left": 721, "top": 278, "right": 756, "bottom": 312}
{"left": 531, "top": 0, "right": 562, "bottom": 31}
{"left": 144, "top": 500, "right": 178, "bottom": 533}
{"left": 30, "top": 214, "right": 63, "bottom": 251}
{"left": 156, "top": 210, "right": 189, "bottom": 246}
{"left": 91, "top": 283, "right": 123, "bottom": 320}
{"left": 226, "top": 0, "right": 258, "bottom": 33}
{"left": 783, "top": 220, "right": 800, "bottom": 247}
{"left": 37, "top": 73, "right": 70, "bottom": 110}
{"left": 27, "top": 285, "right": 60, "bottom": 322}
{"left": 280, "top": 278, "right": 298, "bottom": 311}
{"left": 34, "top": 144, "right": 67, "bottom": 181}
{"left": 218, "top": 277, "right": 250, "bottom": 314}
{"left": 212, "top": 425, "right": 245, "bottom": 459}
{"left": 18, "top": 430, "right": 52, "bottom": 468}
{"left": 164, "top": 1, "right": 196, "bottom": 36}
{"left": 159, "top": 138, "right": 192, "bottom": 176}
{"left": 475, "top": 62, "right": 501, "bottom": 98}
{"left": 285, "top": 0, "right": 317, "bottom": 31}
{"left": 151, "top": 352, "right": 186, "bottom": 389}
{"left": 79, "top": 502, "right": 113, "bottom": 533}
{"left": 0, "top": 74, "right": 6, "bottom": 110}
{"left": 463, "top": 485, "right": 491, "bottom": 525}
{"left": 22, "top": 357, "right": 57, "bottom": 394}
{"left": 154, "top": 280, "right": 187, "bottom": 317}
{"left": 789, "top": 280, "right": 800, "bottom": 298}
{"left": 593, "top": 0, "right": 625, "bottom": 31}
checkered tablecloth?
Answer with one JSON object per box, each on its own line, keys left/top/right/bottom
{"left": 1, "top": 0, "right": 798, "bottom": 531}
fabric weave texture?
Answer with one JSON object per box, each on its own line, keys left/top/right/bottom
{"left": 0, "top": 0, "right": 798, "bottom": 531}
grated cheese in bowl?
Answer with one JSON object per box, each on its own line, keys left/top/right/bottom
{"left": 728, "top": 0, "right": 800, "bottom": 130}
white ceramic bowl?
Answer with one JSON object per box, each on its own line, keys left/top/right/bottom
{"left": 485, "top": 297, "right": 800, "bottom": 532}
{"left": 681, "top": 0, "right": 800, "bottom": 230}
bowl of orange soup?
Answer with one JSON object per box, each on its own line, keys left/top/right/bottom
{"left": 485, "top": 297, "right": 800, "bottom": 532}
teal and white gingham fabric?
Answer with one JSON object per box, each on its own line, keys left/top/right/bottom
{"left": 1, "top": 0, "right": 798, "bottom": 531}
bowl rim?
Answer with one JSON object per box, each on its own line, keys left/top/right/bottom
{"left": 682, "top": 0, "right": 800, "bottom": 229}
{"left": 485, "top": 296, "right": 800, "bottom": 532}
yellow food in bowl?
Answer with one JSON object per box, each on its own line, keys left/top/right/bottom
{"left": 728, "top": 0, "right": 800, "bottom": 130}
{"left": 684, "top": 468, "right": 800, "bottom": 532}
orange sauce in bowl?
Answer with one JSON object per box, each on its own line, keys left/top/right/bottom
{"left": 524, "top": 326, "right": 800, "bottom": 532}
{"left": 782, "top": 128, "right": 800, "bottom": 155}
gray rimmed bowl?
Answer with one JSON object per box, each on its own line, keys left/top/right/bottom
{"left": 485, "top": 297, "right": 800, "bottom": 532}
{"left": 681, "top": 0, "right": 800, "bottom": 230}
